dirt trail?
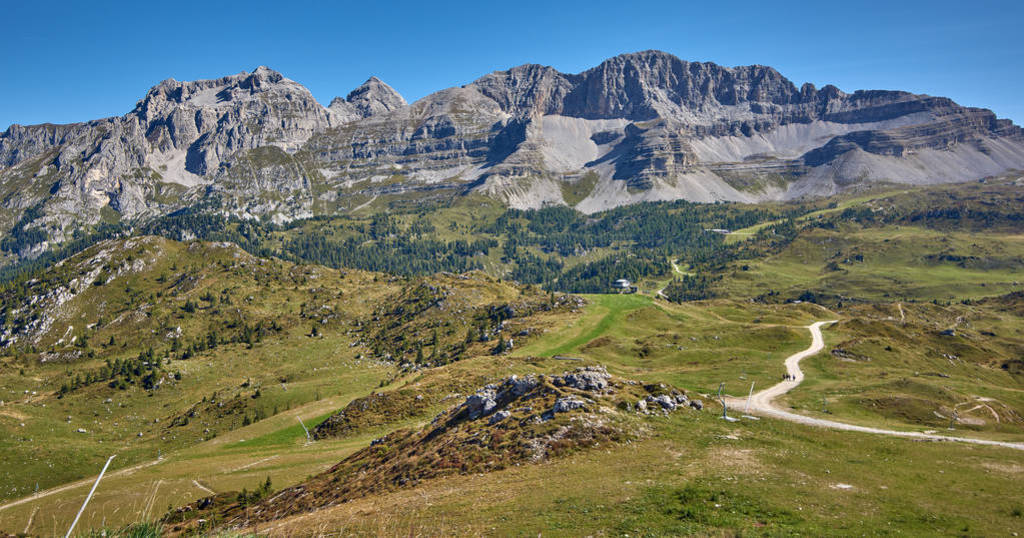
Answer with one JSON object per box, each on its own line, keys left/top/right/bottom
{"left": 231, "top": 454, "right": 279, "bottom": 472}
{"left": 192, "top": 479, "right": 215, "bottom": 495}
{"left": 730, "top": 321, "right": 1024, "bottom": 451}
{"left": 351, "top": 194, "right": 378, "bottom": 213}
{"left": 0, "top": 457, "right": 164, "bottom": 513}
{"left": 654, "top": 259, "right": 684, "bottom": 299}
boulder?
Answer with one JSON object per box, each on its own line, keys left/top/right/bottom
{"left": 552, "top": 396, "right": 587, "bottom": 414}
{"left": 504, "top": 374, "right": 538, "bottom": 398}
{"left": 651, "top": 394, "right": 676, "bottom": 410}
{"left": 488, "top": 410, "right": 511, "bottom": 425}
{"left": 464, "top": 389, "right": 498, "bottom": 419}
{"left": 554, "top": 366, "right": 611, "bottom": 391}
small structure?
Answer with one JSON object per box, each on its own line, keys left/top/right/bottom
{"left": 612, "top": 279, "right": 637, "bottom": 294}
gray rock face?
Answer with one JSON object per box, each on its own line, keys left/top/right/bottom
{"left": 329, "top": 77, "right": 407, "bottom": 119}
{"left": 460, "top": 374, "right": 541, "bottom": 421}
{"left": 551, "top": 396, "right": 587, "bottom": 414}
{"left": 134, "top": 66, "right": 336, "bottom": 175}
{"left": 464, "top": 387, "right": 499, "bottom": 420}
{"left": 0, "top": 66, "right": 346, "bottom": 244}
{"left": 488, "top": 409, "right": 511, "bottom": 425}
{"left": 505, "top": 374, "right": 539, "bottom": 398}
{"left": 552, "top": 366, "right": 611, "bottom": 391}
{"left": 3, "top": 51, "right": 1024, "bottom": 251}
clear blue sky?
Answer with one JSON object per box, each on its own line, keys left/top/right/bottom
{"left": 2, "top": 0, "right": 1022, "bottom": 129}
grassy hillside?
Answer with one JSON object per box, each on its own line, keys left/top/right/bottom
{"left": 781, "top": 300, "right": 1024, "bottom": 437}
{"left": 255, "top": 410, "right": 1024, "bottom": 536}
{"left": 1, "top": 176, "right": 1023, "bottom": 536}
{"left": 0, "top": 236, "right": 577, "bottom": 507}
{"left": 706, "top": 177, "right": 1024, "bottom": 303}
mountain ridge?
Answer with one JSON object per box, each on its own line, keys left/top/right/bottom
{"left": 2, "top": 50, "right": 1022, "bottom": 258}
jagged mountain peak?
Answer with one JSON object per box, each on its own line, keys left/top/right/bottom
{"left": 328, "top": 76, "right": 407, "bottom": 120}
{"left": 462, "top": 50, "right": 812, "bottom": 120}
{"left": 468, "top": 63, "right": 572, "bottom": 117}
{"left": 250, "top": 64, "right": 282, "bottom": 77}
{"left": 135, "top": 65, "right": 306, "bottom": 112}
{"left": 346, "top": 77, "right": 406, "bottom": 111}
{"left": 559, "top": 50, "right": 805, "bottom": 118}
{"left": 358, "top": 75, "right": 384, "bottom": 86}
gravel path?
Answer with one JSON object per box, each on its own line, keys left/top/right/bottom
{"left": 655, "top": 259, "right": 685, "bottom": 299}
{"left": 735, "top": 321, "right": 1024, "bottom": 451}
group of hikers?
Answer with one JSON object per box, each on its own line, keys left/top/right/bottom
{"left": 781, "top": 373, "right": 796, "bottom": 381}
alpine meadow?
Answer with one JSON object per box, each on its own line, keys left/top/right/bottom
{"left": 1, "top": 13, "right": 1024, "bottom": 536}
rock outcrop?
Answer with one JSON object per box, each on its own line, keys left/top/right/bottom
{"left": 3, "top": 51, "right": 1023, "bottom": 254}
{"left": 162, "top": 366, "right": 698, "bottom": 533}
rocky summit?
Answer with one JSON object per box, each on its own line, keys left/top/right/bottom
{"left": 2, "top": 50, "right": 1023, "bottom": 253}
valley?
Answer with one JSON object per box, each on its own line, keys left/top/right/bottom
{"left": 0, "top": 41, "right": 1023, "bottom": 534}
{"left": 0, "top": 176, "right": 1021, "bottom": 535}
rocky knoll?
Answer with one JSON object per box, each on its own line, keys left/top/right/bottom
{"left": 3, "top": 51, "right": 1023, "bottom": 254}
{"left": 163, "top": 366, "right": 698, "bottom": 534}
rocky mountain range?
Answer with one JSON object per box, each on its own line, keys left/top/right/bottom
{"left": 2, "top": 50, "right": 1023, "bottom": 256}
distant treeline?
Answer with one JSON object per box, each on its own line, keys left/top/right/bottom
{"left": 0, "top": 198, "right": 812, "bottom": 300}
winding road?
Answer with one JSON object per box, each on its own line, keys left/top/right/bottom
{"left": 733, "top": 321, "right": 1024, "bottom": 451}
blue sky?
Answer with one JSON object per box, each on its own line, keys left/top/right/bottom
{"left": 2, "top": 0, "right": 1022, "bottom": 128}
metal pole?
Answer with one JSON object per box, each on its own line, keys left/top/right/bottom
{"left": 744, "top": 382, "right": 755, "bottom": 414}
{"left": 65, "top": 455, "right": 115, "bottom": 538}
{"left": 717, "top": 382, "right": 728, "bottom": 419}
